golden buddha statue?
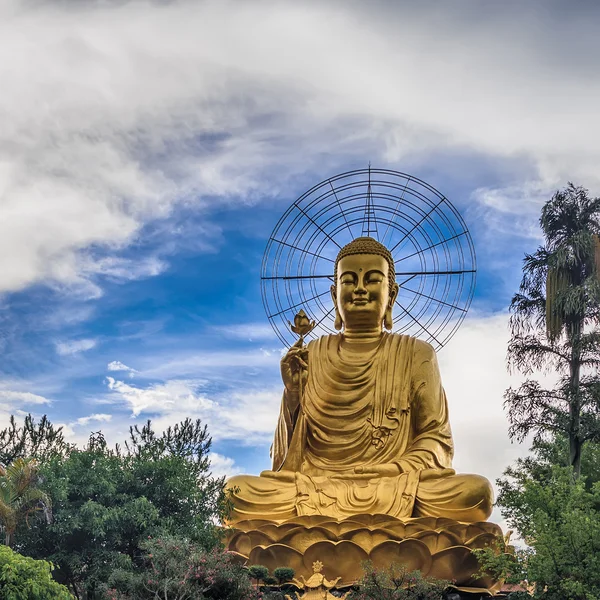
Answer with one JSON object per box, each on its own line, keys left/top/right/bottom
{"left": 226, "top": 236, "right": 493, "bottom": 524}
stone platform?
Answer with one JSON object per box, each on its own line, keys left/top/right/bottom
{"left": 224, "top": 514, "right": 506, "bottom": 595}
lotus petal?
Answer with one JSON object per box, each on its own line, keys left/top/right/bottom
{"left": 415, "top": 530, "right": 462, "bottom": 553}
{"left": 378, "top": 522, "right": 406, "bottom": 537}
{"left": 466, "top": 532, "right": 502, "bottom": 550}
{"left": 472, "top": 521, "right": 504, "bottom": 535}
{"left": 371, "top": 539, "right": 432, "bottom": 576}
{"left": 248, "top": 544, "right": 305, "bottom": 578}
{"left": 256, "top": 522, "right": 300, "bottom": 540}
{"left": 346, "top": 513, "right": 399, "bottom": 526}
{"left": 409, "top": 516, "right": 439, "bottom": 529}
{"left": 280, "top": 526, "right": 338, "bottom": 553}
{"left": 303, "top": 541, "right": 369, "bottom": 586}
{"left": 404, "top": 522, "right": 433, "bottom": 537}
{"left": 429, "top": 546, "right": 478, "bottom": 583}
{"left": 282, "top": 514, "right": 333, "bottom": 527}
{"left": 340, "top": 527, "right": 399, "bottom": 552}
{"left": 232, "top": 519, "right": 273, "bottom": 532}
{"left": 228, "top": 531, "right": 274, "bottom": 556}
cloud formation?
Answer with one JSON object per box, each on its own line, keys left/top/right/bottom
{"left": 55, "top": 338, "right": 97, "bottom": 356}
{"left": 1, "top": 0, "right": 599, "bottom": 297}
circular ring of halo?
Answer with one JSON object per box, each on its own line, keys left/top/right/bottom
{"left": 261, "top": 168, "right": 476, "bottom": 350}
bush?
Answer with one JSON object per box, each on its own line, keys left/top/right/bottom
{"left": 248, "top": 565, "right": 269, "bottom": 586}
{"left": 0, "top": 545, "right": 73, "bottom": 599}
{"left": 349, "top": 562, "right": 448, "bottom": 600}
{"left": 107, "top": 535, "right": 258, "bottom": 600}
{"left": 273, "top": 567, "right": 295, "bottom": 584}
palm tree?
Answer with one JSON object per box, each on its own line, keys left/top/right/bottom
{"left": 0, "top": 457, "right": 52, "bottom": 546}
{"left": 506, "top": 183, "right": 600, "bottom": 477}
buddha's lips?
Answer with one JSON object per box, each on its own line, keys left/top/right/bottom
{"left": 352, "top": 299, "right": 369, "bottom": 305}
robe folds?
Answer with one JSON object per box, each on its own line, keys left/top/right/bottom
{"left": 227, "top": 333, "right": 493, "bottom": 523}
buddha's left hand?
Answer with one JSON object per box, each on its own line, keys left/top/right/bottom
{"left": 354, "top": 464, "right": 401, "bottom": 476}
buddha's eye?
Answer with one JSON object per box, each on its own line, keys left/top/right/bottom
{"left": 340, "top": 276, "right": 355, "bottom": 285}
{"left": 367, "top": 275, "right": 384, "bottom": 284}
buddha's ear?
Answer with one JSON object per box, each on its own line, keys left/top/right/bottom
{"left": 389, "top": 281, "right": 399, "bottom": 306}
{"left": 331, "top": 285, "right": 343, "bottom": 331}
{"left": 384, "top": 282, "right": 399, "bottom": 331}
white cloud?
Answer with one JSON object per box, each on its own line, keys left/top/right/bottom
{"left": 214, "top": 323, "right": 277, "bottom": 341}
{"left": 107, "top": 360, "right": 137, "bottom": 373}
{"left": 75, "top": 413, "right": 112, "bottom": 427}
{"left": 82, "top": 256, "right": 167, "bottom": 282}
{"left": 105, "top": 377, "right": 215, "bottom": 418}
{"left": 208, "top": 452, "right": 242, "bottom": 478}
{"left": 1, "top": 0, "right": 599, "bottom": 295}
{"left": 105, "top": 371, "right": 281, "bottom": 443}
{"left": 0, "top": 389, "right": 50, "bottom": 406}
{"left": 141, "top": 349, "right": 279, "bottom": 379}
{"left": 55, "top": 338, "right": 97, "bottom": 356}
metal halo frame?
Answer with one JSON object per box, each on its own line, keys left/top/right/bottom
{"left": 261, "top": 167, "right": 476, "bottom": 350}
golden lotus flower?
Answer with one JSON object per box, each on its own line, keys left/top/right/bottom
{"left": 289, "top": 309, "right": 316, "bottom": 337}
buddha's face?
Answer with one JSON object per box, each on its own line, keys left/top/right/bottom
{"left": 332, "top": 253, "right": 398, "bottom": 331}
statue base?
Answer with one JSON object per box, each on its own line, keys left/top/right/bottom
{"left": 224, "top": 514, "right": 506, "bottom": 595}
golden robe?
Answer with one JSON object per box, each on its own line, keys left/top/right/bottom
{"left": 227, "top": 333, "right": 492, "bottom": 523}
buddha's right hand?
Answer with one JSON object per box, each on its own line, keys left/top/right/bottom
{"left": 281, "top": 339, "right": 309, "bottom": 394}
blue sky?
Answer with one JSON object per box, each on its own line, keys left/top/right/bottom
{"left": 1, "top": 1, "right": 599, "bottom": 515}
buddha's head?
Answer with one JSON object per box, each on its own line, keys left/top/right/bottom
{"left": 331, "top": 237, "right": 399, "bottom": 333}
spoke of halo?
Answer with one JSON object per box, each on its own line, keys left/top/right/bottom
{"left": 395, "top": 270, "right": 475, "bottom": 276}
{"left": 295, "top": 204, "right": 342, "bottom": 250}
{"left": 313, "top": 306, "right": 335, "bottom": 329}
{"left": 394, "top": 298, "right": 441, "bottom": 346}
{"left": 390, "top": 197, "right": 446, "bottom": 258}
{"left": 262, "top": 274, "right": 334, "bottom": 280}
{"left": 329, "top": 180, "right": 353, "bottom": 237}
{"left": 394, "top": 231, "right": 468, "bottom": 263}
{"left": 271, "top": 238, "right": 335, "bottom": 263}
{"left": 268, "top": 289, "right": 332, "bottom": 319}
{"left": 381, "top": 178, "right": 410, "bottom": 247}
{"left": 400, "top": 285, "right": 467, "bottom": 312}
{"left": 361, "top": 165, "right": 380, "bottom": 240}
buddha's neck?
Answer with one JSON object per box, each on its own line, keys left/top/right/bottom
{"left": 341, "top": 328, "right": 383, "bottom": 351}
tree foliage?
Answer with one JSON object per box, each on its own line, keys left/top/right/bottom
{"left": 0, "top": 545, "right": 73, "bottom": 599}
{"left": 348, "top": 562, "right": 448, "bottom": 600}
{"left": 506, "top": 183, "right": 600, "bottom": 476}
{"left": 0, "top": 415, "right": 69, "bottom": 466}
{"left": 0, "top": 458, "right": 51, "bottom": 547}
{"left": 495, "top": 454, "right": 600, "bottom": 600}
{"left": 106, "top": 536, "right": 257, "bottom": 600}
{"left": 15, "top": 418, "right": 227, "bottom": 599}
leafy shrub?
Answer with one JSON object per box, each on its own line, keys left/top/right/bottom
{"left": 248, "top": 565, "right": 269, "bottom": 586}
{"left": 0, "top": 545, "right": 73, "bottom": 599}
{"left": 273, "top": 567, "right": 295, "bottom": 584}
{"left": 107, "top": 535, "right": 257, "bottom": 600}
{"left": 349, "top": 562, "right": 448, "bottom": 600}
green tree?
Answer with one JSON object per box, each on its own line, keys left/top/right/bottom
{"left": 247, "top": 565, "right": 269, "bottom": 588}
{"left": 506, "top": 183, "right": 600, "bottom": 477}
{"left": 348, "top": 562, "right": 448, "bottom": 599}
{"left": 273, "top": 567, "right": 295, "bottom": 585}
{"left": 0, "top": 458, "right": 51, "bottom": 547}
{"left": 0, "top": 544, "right": 73, "bottom": 599}
{"left": 107, "top": 535, "right": 257, "bottom": 600}
{"left": 0, "top": 415, "right": 69, "bottom": 465}
{"left": 495, "top": 462, "right": 600, "bottom": 600}
{"left": 17, "top": 419, "right": 228, "bottom": 599}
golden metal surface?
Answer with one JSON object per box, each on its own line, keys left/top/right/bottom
{"left": 285, "top": 560, "right": 350, "bottom": 600}
{"left": 225, "top": 237, "right": 500, "bottom": 591}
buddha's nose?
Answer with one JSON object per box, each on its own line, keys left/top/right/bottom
{"left": 354, "top": 282, "right": 367, "bottom": 294}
